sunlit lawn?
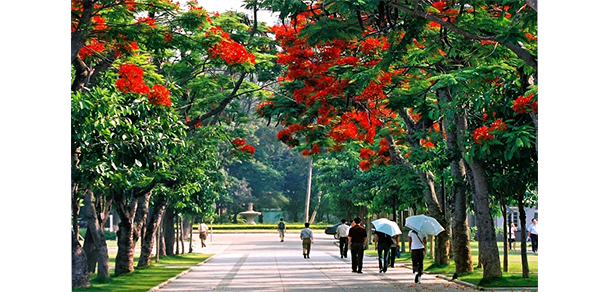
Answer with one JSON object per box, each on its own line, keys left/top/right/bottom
{"left": 365, "top": 241, "right": 538, "bottom": 288}
{"left": 73, "top": 248, "right": 211, "bottom": 292}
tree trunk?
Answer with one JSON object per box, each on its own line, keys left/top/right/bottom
{"left": 114, "top": 190, "right": 138, "bottom": 275}
{"left": 138, "top": 197, "right": 168, "bottom": 268}
{"left": 466, "top": 159, "right": 503, "bottom": 279}
{"left": 452, "top": 107, "right": 502, "bottom": 279}
{"left": 83, "top": 229, "right": 98, "bottom": 274}
{"left": 132, "top": 194, "right": 151, "bottom": 248}
{"left": 72, "top": 230, "right": 90, "bottom": 288}
{"left": 164, "top": 209, "right": 176, "bottom": 256}
{"left": 83, "top": 190, "right": 110, "bottom": 280}
{"left": 501, "top": 204, "right": 509, "bottom": 272}
{"left": 439, "top": 89, "right": 473, "bottom": 274}
{"left": 518, "top": 192, "right": 530, "bottom": 278}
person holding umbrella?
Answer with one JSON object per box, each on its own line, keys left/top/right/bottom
{"left": 405, "top": 214, "right": 445, "bottom": 284}
{"left": 408, "top": 229, "right": 426, "bottom": 283}
{"left": 371, "top": 218, "right": 402, "bottom": 274}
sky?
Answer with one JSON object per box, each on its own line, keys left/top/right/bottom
{"left": 200, "top": 0, "right": 280, "bottom": 25}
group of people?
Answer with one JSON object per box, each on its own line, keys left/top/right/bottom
{"left": 508, "top": 218, "right": 539, "bottom": 253}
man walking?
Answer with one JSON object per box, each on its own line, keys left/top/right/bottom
{"left": 336, "top": 219, "right": 349, "bottom": 258}
{"left": 277, "top": 218, "right": 286, "bottom": 242}
{"left": 348, "top": 217, "right": 367, "bottom": 273}
{"left": 199, "top": 221, "right": 208, "bottom": 247}
{"left": 300, "top": 223, "right": 314, "bottom": 259}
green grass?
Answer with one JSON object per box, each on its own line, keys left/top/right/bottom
{"left": 73, "top": 252, "right": 211, "bottom": 292}
{"left": 365, "top": 241, "right": 538, "bottom": 288}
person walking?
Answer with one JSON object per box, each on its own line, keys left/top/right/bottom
{"left": 336, "top": 219, "right": 350, "bottom": 258}
{"left": 300, "top": 223, "right": 314, "bottom": 259}
{"left": 509, "top": 222, "right": 518, "bottom": 251}
{"left": 277, "top": 218, "right": 286, "bottom": 242}
{"left": 199, "top": 221, "right": 209, "bottom": 247}
{"left": 389, "top": 234, "right": 400, "bottom": 268}
{"left": 374, "top": 230, "right": 392, "bottom": 273}
{"left": 348, "top": 217, "right": 367, "bottom": 274}
{"left": 527, "top": 218, "right": 538, "bottom": 253}
{"left": 408, "top": 229, "right": 426, "bottom": 284}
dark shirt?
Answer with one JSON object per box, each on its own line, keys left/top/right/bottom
{"left": 348, "top": 225, "right": 367, "bottom": 243}
{"left": 375, "top": 231, "right": 391, "bottom": 245}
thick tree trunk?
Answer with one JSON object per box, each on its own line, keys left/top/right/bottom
{"left": 83, "top": 190, "right": 110, "bottom": 279}
{"left": 518, "top": 193, "right": 530, "bottom": 278}
{"left": 72, "top": 230, "right": 90, "bottom": 288}
{"left": 450, "top": 107, "right": 502, "bottom": 279}
{"left": 138, "top": 197, "right": 168, "bottom": 268}
{"left": 114, "top": 190, "right": 138, "bottom": 275}
{"left": 164, "top": 209, "right": 176, "bottom": 256}
{"left": 83, "top": 229, "right": 98, "bottom": 274}
{"left": 439, "top": 88, "right": 473, "bottom": 274}
{"left": 466, "top": 159, "right": 503, "bottom": 279}
{"left": 132, "top": 193, "right": 151, "bottom": 247}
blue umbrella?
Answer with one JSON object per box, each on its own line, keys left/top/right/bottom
{"left": 405, "top": 215, "right": 445, "bottom": 236}
{"left": 372, "top": 218, "right": 402, "bottom": 236}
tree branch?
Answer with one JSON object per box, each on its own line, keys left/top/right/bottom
{"left": 388, "top": 3, "right": 537, "bottom": 71}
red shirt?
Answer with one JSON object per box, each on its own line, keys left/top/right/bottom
{"left": 348, "top": 225, "right": 367, "bottom": 243}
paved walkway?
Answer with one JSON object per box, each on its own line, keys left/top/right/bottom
{"left": 147, "top": 232, "right": 536, "bottom": 292}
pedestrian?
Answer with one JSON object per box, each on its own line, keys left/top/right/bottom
{"left": 527, "top": 218, "right": 538, "bottom": 253}
{"left": 374, "top": 230, "right": 392, "bottom": 273}
{"left": 277, "top": 218, "right": 286, "bottom": 242}
{"left": 389, "top": 234, "right": 400, "bottom": 268}
{"left": 300, "top": 222, "right": 314, "bottom": 259}
{"left": 348, "top": 217, "right": 367, "bottom": 274}
{"left": 509, "top": 222, "right": 518, "bottom": 251}
{"left": 199, "top": 221, "right": 209, "bottom": 247}
{"left": 408, "top": 229, "right": 426, "bottom": 284}
{"left": 336, "top": 219, "right": 350, "bottom": 258}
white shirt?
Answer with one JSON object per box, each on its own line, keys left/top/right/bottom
{"left": 527, "top": 223, "right": 538, "bottom": 235}
{"left": 408, "top": 230, "right": 425, "bottom": 249}
{"left": 199, "top": 223, "right": 208, "bottom": 234}
{"left": 336, "top": 224, "right": 349, "bottom": 238}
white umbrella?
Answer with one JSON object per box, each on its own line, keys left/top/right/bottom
{"left": 372, "top": 218, "right": 402, "bottom": 236}
{"left": 405, "top": 215, "right": 445, "bottom": 236}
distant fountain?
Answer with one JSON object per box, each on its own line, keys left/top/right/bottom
{"left": 239, "top": 203, "right": 261, "bottom": 224}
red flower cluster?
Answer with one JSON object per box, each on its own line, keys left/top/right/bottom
{"left": 207, "top": 26, "right": 255, "bottom": 65}
{"left": 489, "top": 118, "right": 507, "bottom": 132}
{"left": 473, "top": 126, "right": 494, "bottom": 145}
{"left": 78, "top": 39, "right": 105, "bottom": 59}
{"left": 473, "top": 118, "right": 507, "bottom": 145}
{"left": 232, "top": 139, "right": 255, "bottom": 155}
{"left": 148, "top": 84, "right": 172, "bottom": 107}
{"left": 137, "top": 16, "right": 157, "bottom": 28}
{"left": 116, "top": 63, "right": 150, "bottom": 94}
{"left": 512, "top": 93, "right": 537, "bottom": 114}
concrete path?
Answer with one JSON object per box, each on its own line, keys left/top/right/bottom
{"left": 148, "top": 232, "right": 502, "bottom": 292}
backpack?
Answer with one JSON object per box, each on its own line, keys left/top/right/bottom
{"left": 278, "top": 221, "right": 285, "bottom": 229}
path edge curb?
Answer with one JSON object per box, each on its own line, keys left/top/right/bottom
{"left": 436, "top": 275, "right": 538, "bottom": 291}
{"left": 146, "top": 254, "right": 217, "bottom": 292}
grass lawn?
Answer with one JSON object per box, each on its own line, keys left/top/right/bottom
{"left": 365, "top": 241, "right": 538, "bottom": 288}
{"left": 73, "top": 250, "right": 211, "bottom": 292}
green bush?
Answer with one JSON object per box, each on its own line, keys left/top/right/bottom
{"left": 78, "top": 228, "right": 117, "bottom": 240}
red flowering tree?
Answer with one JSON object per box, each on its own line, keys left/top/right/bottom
{"left": 258, "top": 0, "right": 537, "bottom": 279}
